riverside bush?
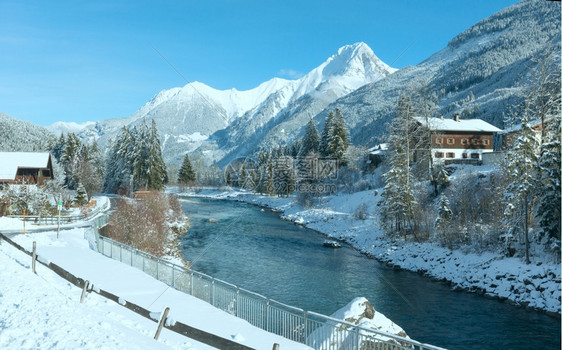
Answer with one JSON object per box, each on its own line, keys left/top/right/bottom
{"left": 104, "top": 192, "right": 186, "bottom": 257}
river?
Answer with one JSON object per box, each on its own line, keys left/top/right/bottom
{"left": 179, "top": 197, "right": 560, "bottom": 350}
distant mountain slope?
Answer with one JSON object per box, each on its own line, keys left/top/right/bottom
{"left": 324, "top": 0, "right": 561, "bottom": 147}
{"left": 0, "top": 112, "right": 55, "bottom": 152}
{"left": 50, "top": 42, "right": 396, "bottom": 164}
{"left": 197, "top": 42, "right": 397, "bottom": 165}
{"left": 48, "top": 0, "right": 560, "bottom": 166}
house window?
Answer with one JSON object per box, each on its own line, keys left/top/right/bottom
{"left": 471, "top": 153, "right": 480, "bottom": 159}
{"left": 447, "top": 138, "right": 454, "bottom": 144}
{"left": 462, "top": 153, "right": 468, "bottom": 159}
{"left": 461, "top": 139, "right": 468, "bottom": 145}
{"left": 472, "top": 139, "right": 479, "bottom": 145}
{"left": 435, "top": 152, "right": 444, "bottom": 158}
{"left": 482, "top": 139, "right": 489, "bottom": 145}
{"left": 435, "top": 138, "right": 442, "bottom": 144}
{"left": 446, "top": 152, "right": 455, "bottom": 158}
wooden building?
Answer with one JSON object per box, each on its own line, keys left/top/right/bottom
{"left": 366, "top": 143, "right": 387, "bottom": 169}
{"left": 499, "top": 117, "right": 554, "bottom": 150}
{"left": 414, "top": 115, "right": 502, "bottom": 164}
{"left": 0, "top": 152, "right": 54, "bottom": 186}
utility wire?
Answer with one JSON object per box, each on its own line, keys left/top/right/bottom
{"left": 149, "top": 43, "right": 229, "bottom": 123}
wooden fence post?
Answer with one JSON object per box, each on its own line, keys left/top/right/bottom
{"left": 80, "top": 280, "right": 90, "bottom": 303}
{"left": 154, "top": 307, "right": 170, "bottom": 340}
{"left": 32, "top": 241, "right": 36, "bottom": 273}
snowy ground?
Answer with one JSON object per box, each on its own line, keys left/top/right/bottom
{"left": 180, "top": 188, "right": 561, "bottom": 316}
{"left": 0, "top": 210, "right": 310, "bottom": 349}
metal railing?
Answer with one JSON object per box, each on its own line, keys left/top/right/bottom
{"left": 8, "top": 199, "right": 110, "bottom": 226}
{"left": 96, "top": 235, "right": 446, "bottom": 350}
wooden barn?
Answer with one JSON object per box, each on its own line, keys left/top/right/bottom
{"left": 0, "top": 152, "right": 54, "bottom": 186}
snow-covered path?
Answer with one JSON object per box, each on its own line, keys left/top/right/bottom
{"left": 0, "top": 221, "right": 310, "bottom": 350}
{"left": 0, "top": 240, "right": 209, "bottom": 350}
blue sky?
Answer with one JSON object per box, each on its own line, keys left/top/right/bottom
{"left": 0, "top": 0, "right": 519, "bottom": 126}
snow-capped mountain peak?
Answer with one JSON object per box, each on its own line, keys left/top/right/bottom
{"left": 49, "top": 42, "right": 397, "bottom": 164}
{"left": 322, "top": 42, "right": 396, "bottom": 78}
{"left": 287, "top": 42, "right": 396, "bottom": 100}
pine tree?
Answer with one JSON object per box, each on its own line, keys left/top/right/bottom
{"left": 52, "top": 133, "right": 66, "bottom": 162}
{"left": 536, "top": 114, "right": 561, "bottom": 246}
{"left": 178, "top": 153, "right": 196, "bottom": 187}
{"left": 103, "top": 121, "right": 167, "bottom": 194}
{"left": 435, "top": 194, "right": 452, "bottom": 232}
{"left": 105, "top": 126, "right": 135, "bottom": 194}
{"left": 379, "top": 97, "right": 418, "bottom": 237}
{"left": 298, "top": 119, "right": 320, "bottom": 157}
{"left": 291, "top": 140, "right": 302, "bottom": 158}
{"left": 526, "top": 52, "right": 561, "bottom": 252}
{"left": 225, "top": 171, "right": 233, "bottom": 187}
{"left": 326, "top": 108, "right": 349, "bottom": 162}
{"left": 320, "top": 111, "right": 335, "bottom": 156}
{"left": 503, "top": 112, "right": 540, "bottom": 264}
{"left": 74, "top": 183, "right": 88, "bottom": 207}
{"left": 132, "top": 120, "right": 167, "bottom": 191}
{"left": 239, "top": 164, "right": 246, "bottom": 188}
{"left": 61, "top": 133, "right": 81, "bottom": 165}
{"left": 380, "top": 144, "right": 417, "bottom": 236}
{"left": 433, "top": 163, "right": 450, "bottom": 192}
{"left": 265, "top": 155, "right": 275, "bottom": 196}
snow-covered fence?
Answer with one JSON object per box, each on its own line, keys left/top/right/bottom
{"left": 9, "top": 214, "right": 83, "bottom": 225}
{"left": 97, "top": 235, "right": 447, "bottom": 350}
{"left": 8, "top": 197, "right": 111, "bottom": 226}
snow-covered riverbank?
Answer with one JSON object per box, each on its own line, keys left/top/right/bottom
{"left": 0, "top": 212, "right": 310, "bottom": 349}
{"left": 180, "top": 188, "right": 561, "bottom": 317}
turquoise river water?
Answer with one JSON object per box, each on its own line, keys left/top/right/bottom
{"left": 179, "top": 197, "right": 560, "bottom": 350}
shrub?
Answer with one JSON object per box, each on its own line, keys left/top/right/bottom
{"left": 104, "top": 192, "right": 185, "bottom": 257}
{"left": 353, "top": 203, "right": 369, "bottom": 220}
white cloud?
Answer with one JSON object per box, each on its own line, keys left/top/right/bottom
{"left": 278, "top": 69, "right": 304, "bottom": 79}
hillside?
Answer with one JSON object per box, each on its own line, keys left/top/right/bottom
{"left": 0, "top": 112, "right": 56, "bottom": 152}
{"left": 327, "top": 0, "right": 561, "bottom": 147}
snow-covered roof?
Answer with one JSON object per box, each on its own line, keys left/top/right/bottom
{"left": 0, "top": 152, "right": 51, "bottom": 181}
{"left": 500, "top": 118, "right": 551, "bottom": 134}
{"left": 367, "top": 143, "right": 388, "bottom": 154}
{"left": 414, "top": 117, "right": 502, "bottom": 133}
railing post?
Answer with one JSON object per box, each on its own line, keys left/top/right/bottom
{"left": 303, "top": 311, "right": 308, "bottom": 344}
{"left": 80, "top": 280, "right": 89, "bottom": 303}
{"left": 31, "top": 241, "right": 37, "bottom": 274}
{"left": 172, "top": 265, "right": 175, "bottom": 288}
{"left": 211, "top": 280, "right": 215, "bottom": 306}
{"left": 190, "top": 270, "right": 194, "bottom": 296}
{"left": 154, "top": 307, "right": 170, "bottom": 340}
{"left": 266, "top": 299, "right": 270, "bottom": 332}
{"left": 236, "top": 287, "right": 240, "bottom": 317}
